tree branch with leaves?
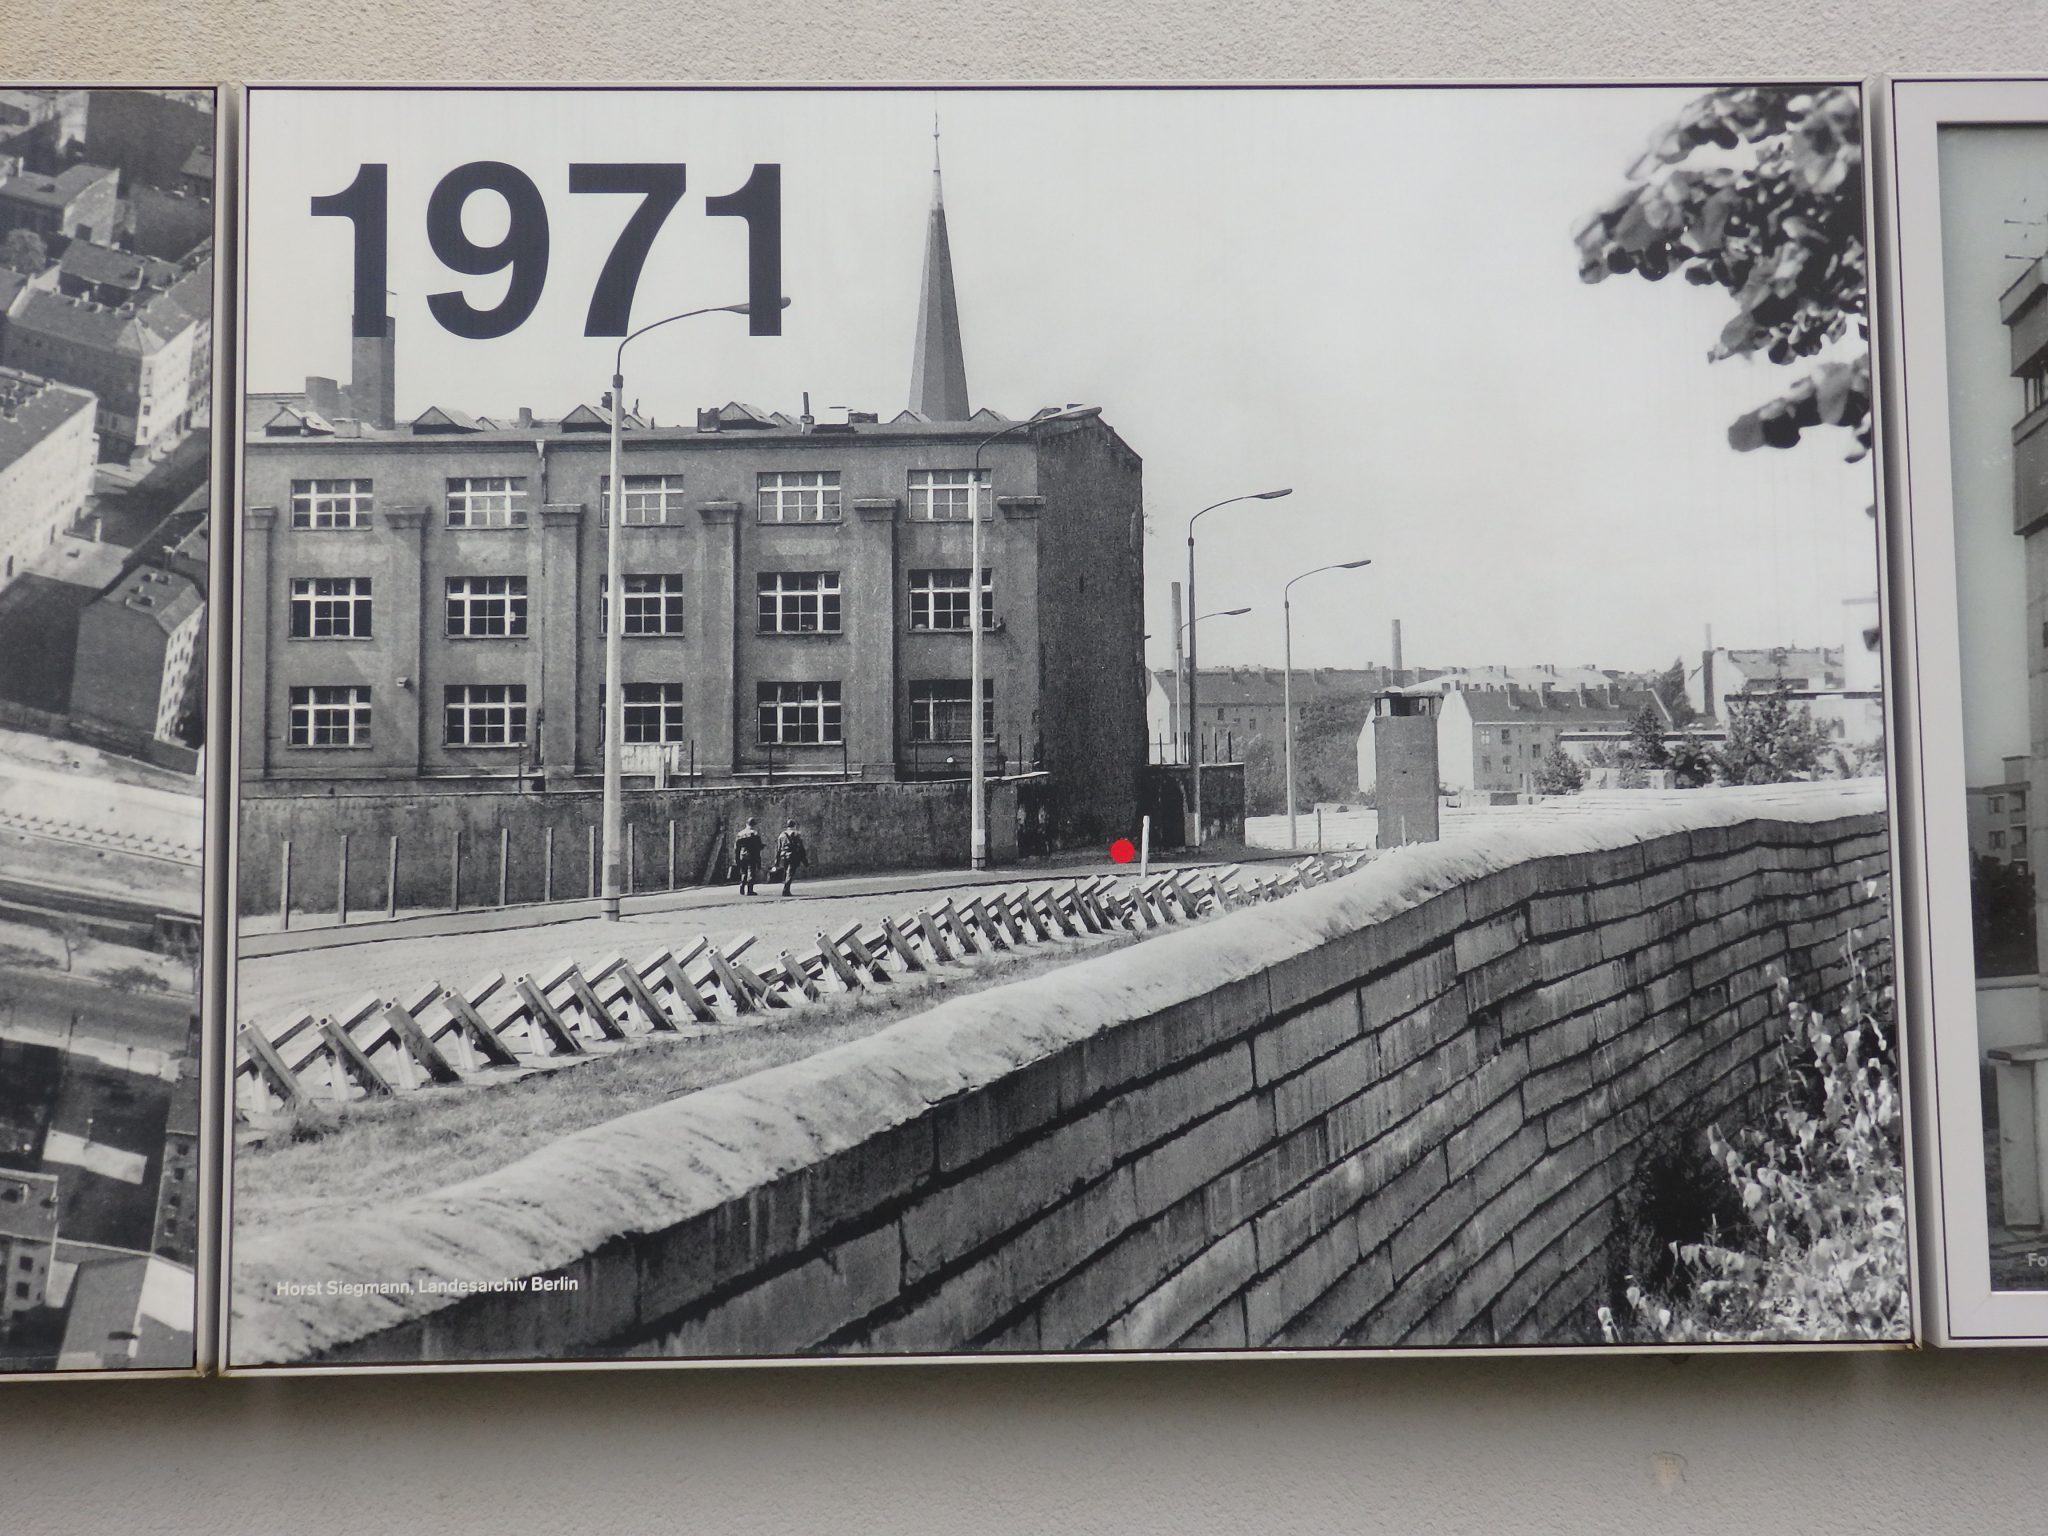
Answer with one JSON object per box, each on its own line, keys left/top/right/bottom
{"left": 1574, "top": 86, "right": 1870, "bottom": 461}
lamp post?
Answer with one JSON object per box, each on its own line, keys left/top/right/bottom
{"left": 1283, "top": 558, "right": 1372, "bottom": 850}
{"left": 601, "top": 297, "right": 788, "bottom": 922}
{"left": 968, "top": 404, "right": 1101, "bottom": 869}
{"left": 1187, "top": 488, "right": 1291, "bottom": 844}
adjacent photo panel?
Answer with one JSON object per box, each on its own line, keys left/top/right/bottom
{"left": 1886, "top": 76, "right": 2048, "bottom": 1345}
{"left": 0, "top": 85, "right": 223, "bottom": 1377}
{"left": 225, "top": 83, "right": 1908, "bottom": 1372}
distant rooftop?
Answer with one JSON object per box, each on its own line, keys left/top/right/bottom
{"left": 95, "top": 564, "right": 201, "bottom": 636}
{"left": 0, "top": 162, "right": 115, "bottom": 209}
{"left": 0, "top": 1168, "right": 61, "bottom": 1245}
{"left": 0, "top": 365, "right": 95, "bottom": 474}
{"left": 247, "top": 396, "right": 1107, "bottom": 449}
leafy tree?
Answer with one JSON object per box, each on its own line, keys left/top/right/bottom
{"left": 1667, "top": 727, "right": 1719, "bottom": 788}
{"left": 1241, "top": 732, "right": 1283, "bottom": 817}
{"left": 1627, "top": 703, "right": 1671, "bottom": 772}
{"left": 1573, "top": 86, "right": 1870, "bottom": 461}
{"left": 1971, "top": 853, "right": 2038, "bottom": 979}
{"left": 1654, "top": 659, "right": 1697, "bottom": 727}
{"left": 0, "top": 227, "right": 47, "bottom": 274}
{"left": 1294, "top": 689, "right": 1376, "bottom": 805}
{"left": 1535, "top": 745, "right": 1586, "bottom": 796}
{"left": 1714, "top": 689, "right": 1832, "bottom": 785}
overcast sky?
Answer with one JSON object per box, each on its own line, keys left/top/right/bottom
{"left": 1936, "top": 125, "right": 2048, "bottom": 784}
{"left": 246, "top": 85, "right": 1878, "bottom": 680}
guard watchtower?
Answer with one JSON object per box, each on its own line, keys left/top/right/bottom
{"left": 1373, "top": 690, "right": 1440, "bottom": 848}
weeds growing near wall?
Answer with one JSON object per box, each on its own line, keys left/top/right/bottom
{"left": 1599, "top": 936, "right": 1908, "bottom": 1343}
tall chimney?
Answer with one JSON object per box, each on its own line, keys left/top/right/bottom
{"left": 350, "top": 314, "right": 395, "bottom": 430}
{"left": 1391, "top": 617, "right": 1404, "bottom": 674}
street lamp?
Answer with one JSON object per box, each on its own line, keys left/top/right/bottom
{"left": 601, "top": 297, "right": 790, "bottom": 922}
{"left": 1187, "top": 488, "right": 1291, "bottom": 844}
{"left": 968, "top": 404, "right": 1102, "bottom": 869}
{"left": 1283, "top": 558, "right": 1372, "bottom": 849}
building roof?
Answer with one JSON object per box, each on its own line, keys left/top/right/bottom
{"left": 1153, "top": 666, "right": 1398, "bottom": 708}
{"left": 0, "top": 365, "right": 94, "bottom": 474}
{"left": 0, "top": 1169, "right": 61, "bottom": 1244}
{"left": 1399, "top": 664, "right": 1615, "bottom": 695}
{"left": 0, "top": 162, "right": 114, "bottom": 210}
{"left": 1451, "top": 685, "right": 1667, "bottom": 729}
{"left": 247, "top": 402, "right": 1134, "bottom": 456}
{"left": 179, "top": 145, "right": 214, "bottom": 183}
{"left": 93, "top": 564, "right": 201, "bottom": 636}
{"left": 1717, "top": 646, "right": 1844, "bottom": 692}
{"left": 7, "top": 287, "right": 179, "bottom": 356}
{"left": 58, "top": 240, "right": 180, "bottom": 296}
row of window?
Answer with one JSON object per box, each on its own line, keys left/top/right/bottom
{"left": 289, "top": 469, "right": 994, "bottom": 530}
{"left": 287, "top": 569, "right": 995, "bottom": 640}
{"left": 286, "top": 680, "right": 995, "bottom": 749}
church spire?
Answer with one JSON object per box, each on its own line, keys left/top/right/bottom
{"left": 909, "top": 106, "right": 971, "bottom": 421}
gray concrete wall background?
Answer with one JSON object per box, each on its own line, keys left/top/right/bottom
{"left": 7, "top": 1, "right": 2048, "bottom": 1529}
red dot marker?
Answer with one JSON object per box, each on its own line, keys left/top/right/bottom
{"left": 1109, "top": 837, "right": 1137, "bottom": 864}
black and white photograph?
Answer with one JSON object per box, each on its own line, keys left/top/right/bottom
{"left": 1886, "top": 77, "right": 2048, "bottom": 1345}
{"left": 226, "top": 82, "right": 1906, "bottom": 1370}
{"left": 0, "top": 85, "right": 218, "bottom": 1375}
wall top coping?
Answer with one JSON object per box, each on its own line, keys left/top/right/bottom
{"left": 230, "top": 778, "right": 1886, "bottom": 1363}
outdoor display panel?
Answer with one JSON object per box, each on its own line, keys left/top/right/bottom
{"left": 221, "top": 82, "right": 1910, "bottom": 1373}
{"left": 0, "top": 84, "right": 224, "bottom": 1378}
{"left": 1884, "top": 76, "right": 2048, "bottom": 1346}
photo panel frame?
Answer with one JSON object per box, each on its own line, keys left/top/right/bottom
{"left": 221, "top": 80, "right": 1909, "bottom": 1373}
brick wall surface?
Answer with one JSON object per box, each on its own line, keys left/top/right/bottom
{"left": 229, "top": 782, "right": 1891, "bottom": 1366}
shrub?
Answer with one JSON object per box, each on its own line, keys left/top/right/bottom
{"left": 1599, "top": 936, "right": 1907, "bottom": 1343}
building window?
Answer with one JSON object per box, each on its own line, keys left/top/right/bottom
{"left": 602, "top": 681, "right": 688, "bottom": 743}
{"left": 17, "top": 1255, "right": 31, "bottom": 1272}
{"left": 443, "top": 683, "right": 528, "bottom": 746}
{"left": 12, "top": 1281, "right": 26, "bottom": 1301}
{"left": 289, "top": 478, "right": 372, "bottom": 529}
{"left": 1500, "top": 728, "right": 1513, "bottom": 743}
{"left": 907, "top": 468, "right": 989, "bottom": 522}
{"left": 908, "top": 568, "right": 993, "bottom": 631}
{"left": 756, "top": 470, "right": 842, "bottom": 523}
{"left": 1992, "top": 830, "right": 2007, "bottom": 850}
{"left": 287, "top": 576, "right": 372, "bottom": 639}
{"left": 757, "top": 681, "right": 842, "bottom": 745}
{"left": 909, "top": 680, "right": 994, "bottom": 742}
{"left": 287, "top": 685, "right": 371, "bottom": 748}
{"left": 757, "top": 571, "right": 841, "bottom": 634}
{"left": 446, "top": 476, "right": 527, "bottom": 529}
{"left": 2028, "top": 362, "right": 2048, "bottom": 416}
{"left": 446, "top": 575, "right": 528, "bottom": 638}
{"left": 599, "top": 473, "right": 688, "bottom": 526}
{"left": 1991, "top": 795, "right": 2005, "bottom": 814}
{"left": 1478, "top": 729, "right": 1492, "bottom": 744}
{"left": 600, "top": 574, "right": 687, "bottom": 636}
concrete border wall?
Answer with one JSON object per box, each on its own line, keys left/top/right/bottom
{"left": 235, "top": 777, "right": 1020, "bottom": 917}
{"left": 230, "top": 783, "right": 1891, "bottom": 1365}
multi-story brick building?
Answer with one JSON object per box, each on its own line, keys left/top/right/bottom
{"left": 0, "top": 247, "right": 209, "bottom": 460}
{"left": 239, "top": 155, "right": 1148, "bottom": 843}
{"left": 0, "top": 364, "right": 96, "bottom": 587}
{"left": 0, "top": 162, "right": 117, "bottom": 245}
{"left": 1359, "top": 677, "right": 1673, "bottom": 797}
{"left": 1968, "top": 754, "right": 2032, "bottom": 877}
{"left": 70, "top": 562, "right": 205, "bottom": 746}
{"left": 0, "top": 1169, "right": 59, "bottom": 1327}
